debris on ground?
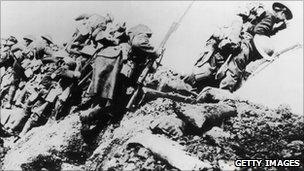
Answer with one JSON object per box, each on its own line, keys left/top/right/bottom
{"left": 1, "top": 68, "right": 303, "bottom": 170}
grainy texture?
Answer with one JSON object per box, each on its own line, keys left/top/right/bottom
{"left": 1, "top": 68, "right": 303, "bottom": 170}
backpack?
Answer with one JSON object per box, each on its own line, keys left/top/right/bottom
{"left": 238, "top": 2, "right": 266, "bottom": 25}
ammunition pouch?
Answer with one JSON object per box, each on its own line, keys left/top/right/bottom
{"left": 27, "top": 90, "right": 39, "bottom": 103}
{"left": 80, "top": 44, "right": 98, "bottom": 56}
{"left": 24, "top": 68, "right": 33, "bottom": 78}
{"left": 45, "top": 86, "right": 62, "bottom": 103}
{"left": 120, "top": 60, "right": 135, "bottom": 78}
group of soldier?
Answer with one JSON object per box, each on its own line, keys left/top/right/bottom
{"left": 1, "top": 13, "right": 161, "bottom": 138}
{"left": 0, "top": 2, "right": 293, "bottom": 139}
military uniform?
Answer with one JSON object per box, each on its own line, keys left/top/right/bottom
{"left": 7, "top": 36, "right": 38, "bottom": 109}
{"left": 125, "top": 24, "right": 158, "bottom": 84}
{"left": 80, "top": 24, "right": 157, "bottom": 123}
{"left": 33, "top": 41, "right": 53, "bottom": 60}
{"left": 219, "top": 3, "right": 293, "bottom": 92}
{"left": 18, "top": 60, "right": 58, "bottom": 136}
{"left": 184, "top": 22, "right": 242, "bottom": 92}
{"left": 88, "top": 23, "right": 125, "bottom": 101}
{"left": 68, "top": 13, "right": 113, "bottom": 53}
{"left": 0, "top": 36, "right": 34, "bottom": 109}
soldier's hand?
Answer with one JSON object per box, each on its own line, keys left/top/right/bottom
{"left": 285, "top": 21, "right": 290, "bottom": 28}
{"left": 274, "top": 21, "right": 287, "bottom": 31}
{"left": 265, "top": 55, "right": 277, "bottom": 62}
{"left": 73, "top": 71, "right": 81, "bottom": 78}
{"left": 126, "top": 87, "right": 135, "bottom": 95}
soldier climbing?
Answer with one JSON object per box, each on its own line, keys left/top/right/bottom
{"left": 184, "top": 2, "right": 296, "bottom": 93}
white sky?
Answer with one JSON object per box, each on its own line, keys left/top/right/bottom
{"left": 1, "top": 1, "right": 303, "bottom": 114}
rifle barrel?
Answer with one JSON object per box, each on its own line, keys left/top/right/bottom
{"left": 157, "top": 1, "right": 194, "bottom": 65}
{"left": 274, "top": 44, "right": 301, "bottom": 57}
{"left": 248, "top": 44, "right": 302, "bottom": 80}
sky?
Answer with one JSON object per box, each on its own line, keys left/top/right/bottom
{"left": 1, "top": 1, "right": 303, "bottom": 114}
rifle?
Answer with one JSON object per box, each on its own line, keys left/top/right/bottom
{"left": 126, "top": 58, "right": 155, "bottom": 109}
{"left": 247, "top": 43, "right": 302, "bottom": 81}
{"left": 126, "top": 1, "right": 194, "bottom": 110}
{"left": 157, "top": 1, "right": 194, "bottom": 65}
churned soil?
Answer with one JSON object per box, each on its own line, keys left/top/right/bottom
{"left": 1, "top": 68, "right": 303, "bottom": 170}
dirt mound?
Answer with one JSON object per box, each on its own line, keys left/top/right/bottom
{"left": 1, "top": 68, "right": 303, "bottom": 170}
{"left": 2, "top": 114, "right": 87, "bottom": 170}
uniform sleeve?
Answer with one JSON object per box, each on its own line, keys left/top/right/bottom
{"left": 10, "top": 43, "right": 24, "bottom": 53}
{"left": 253, "top": 13, "right": 275, "bottom": 36}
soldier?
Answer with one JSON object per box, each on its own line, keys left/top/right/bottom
{"left": 183, "top": 21, "right": 242, "bottom": 92}
{"left": 18, "top": 54, "right": 83, "bottom": 136}
{"left": 0, "top": 35, "right": 35, "bottom": 109}
{"left": 0, "top": 36, "right": 18, "bottom": 105}
{"left": 33, "top": 35, "right": 54, "bottom": 59}
{"left": 124, "top": 24, "right": 159, "bottom": 85}
{"left": 78, "top": 23, "right": 126, "bottom": 122}
{"left": 67, "top": 14, "right": 92, "bottom": 53}
{"left": 7, "top": 35, "right": 37, "bottom": 109}
{"left": 90, "top": 13, "right": 114, "bottom": 42}
{"left": 183, "top": 2, "right": 266, "bottom": 93}
{"left": 67, "top": 13, "right": 114, "bottom": 54}
{"left": 185, "top": 2, "right": 292, "bottom": 93}
{"left": 13, "top": 35, "right": 36, "bottom": 70}
{"left": 79, "top": 24, "right": 159, "bottom": 124}
{"left": 0, "top": 36, "right": 18, "bottom": 80}
{"left": 218, "top": 2, "right": 293, "bottom": 92}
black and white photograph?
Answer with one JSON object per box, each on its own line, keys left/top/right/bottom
{"left": 0, "top": 1, "right": 303, "bottom": 170}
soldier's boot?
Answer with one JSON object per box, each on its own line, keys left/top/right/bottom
{"left": 47, "top": 101, "right": 62, "bottom": 124}
{"left": 15, "top": 88, "right": 27, "bottom": 108}
{"left": 17, "top": 101, "right": 37, "bottom": 137}
{"left": 19, "top": 113, "right": 39, "bottom": 137}
{"left": 79, "top": 104, "right": 103, "bottom": 124}
{"left": 3, "top": 85, "right": 17, "bottom": 109}
{"left": 74, "top": 94, "right": 93, "bottom": 112}
{"left": 4, "top": 105, "right": 31, "bottom": 134}
{"left": 0, "top": 124, "right": 14, "bottom": 137}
